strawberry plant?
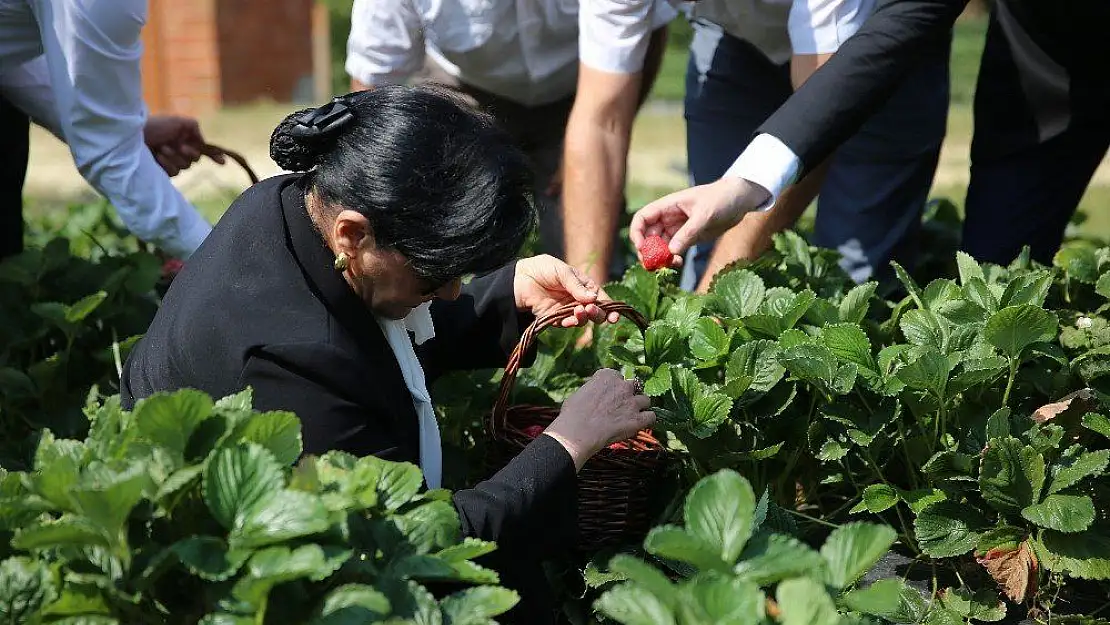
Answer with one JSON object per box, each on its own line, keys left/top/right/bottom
{"left": 0, "top": 237, "right": 162, "bottom": 470}
{"left": 0, "top": 388, "right": 518, "bottom": 624}
{"left": 589, "top": 469, "right": 1004, "bottom": 625}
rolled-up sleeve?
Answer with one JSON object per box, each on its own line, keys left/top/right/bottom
{"left": 579, "top": 0, "right": 679, "bottom": 74}
{"left": 345, "top": 0, "right": 425, "bottom": 87}
{"left": 27, "top": 0, "right": 211, "bottom": 259}
{"left": 788, "top": 0, "right": 875, "bottom": 55}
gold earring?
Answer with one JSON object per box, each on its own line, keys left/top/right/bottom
{"left": 334, "top": 252, "right": 350, "bottom": 272}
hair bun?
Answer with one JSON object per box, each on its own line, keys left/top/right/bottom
{"left": 270, "top": 108, "right": 325, "bottom": 171}
{"left": 270, "top": 100, "right": 356, "bottom": 172}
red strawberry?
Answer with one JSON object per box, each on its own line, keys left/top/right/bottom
{"left": 639, "top": 235, "right": 673, "bottom": 271}
{"left": 161, "top": 258, "right": 184, "bottom": 279}
{"left": 522, "top": 425, "right": 545, "bottom": 439}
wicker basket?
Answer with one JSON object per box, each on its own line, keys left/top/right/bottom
{"left": 485, "top": 301, "right": 670, "bottom": 552}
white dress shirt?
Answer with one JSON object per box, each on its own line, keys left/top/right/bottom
{"left": 0, "top": 0, "right": 212, "bottom": 259}
{"left": 346, "top": 0, "right": 679, "bottom": 108}
{"left": 581, "top": 0, "right": 872, "bottom": 210}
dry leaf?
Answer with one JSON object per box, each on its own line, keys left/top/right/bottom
{"left": 1032, "top": 387, "right": 1097, "bottom": 424}
{"left": 976, "top": 540, "right": 1039, "bottom": 603}
{"left": 765, "top": 597, "right": 782, "bottom": 620}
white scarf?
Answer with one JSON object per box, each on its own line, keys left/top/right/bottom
{"left": 374, "top": 302, "right": 442, "bottom": 489}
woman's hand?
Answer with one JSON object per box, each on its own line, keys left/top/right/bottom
{"left": 514, "top": 255, "right": 621, "bottom": 327}
{"left": 144, "top": 115, "right": 226, "bottom": 177}
{"left": 544, "top": 369, "right": 655, "bottom": 471}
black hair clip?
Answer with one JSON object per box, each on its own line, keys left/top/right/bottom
{"left": 287, "top": 97, "right": 355, "bottom": 140}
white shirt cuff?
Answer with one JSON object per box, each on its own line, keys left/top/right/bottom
{"left": 721, "top": 134, "right": 802, "bottom": 212}
{"left": 174, "top": 211, "right": 214, "bottom": 260}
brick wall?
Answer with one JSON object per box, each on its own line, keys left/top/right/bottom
{"left": 217, "top": 0, "right": 315, "bottom": 105}
{"left": 142, "top": 0, "right": 314, "bottom": 116}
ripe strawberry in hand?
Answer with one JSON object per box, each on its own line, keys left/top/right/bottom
{"left": 639, "top": 235, "right": 674, "bottom": 271}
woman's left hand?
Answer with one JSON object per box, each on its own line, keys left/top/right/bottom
{"left": 514, "top": 255, "right": 621, "bottom": 327}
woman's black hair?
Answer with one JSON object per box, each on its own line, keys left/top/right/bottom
{"left": 269, "top": 84, "right": 537, "bottom": 285}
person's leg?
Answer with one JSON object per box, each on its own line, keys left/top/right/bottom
{"left": 962, "top": 15, "right": 1110, "bottom": 266}
{"left": 681, "top": 21, "right": 793, "bottom": 291}
{"left": 812, "top": 34, "right": 952, "bottom": 285}
{"left": 0, "top": 96, "right": 30, "bottom": 259}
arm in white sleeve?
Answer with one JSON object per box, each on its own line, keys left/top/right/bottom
{"left": 28, "top": 0, "right": 211, "bottom": 259}
{"left": 722, "top": 134, "right": 803, "bottom": 212}
{"left": 345, "top": 0, "right": 425, "bottom": 87}
{"left": 0, "top": 56, "right": 64, "bottom": 141}
{"left": 579, "top": 0, "right": 677, "bottom": 74}
{"left": 788, "top": 0, "right": 875, "bottom": 56}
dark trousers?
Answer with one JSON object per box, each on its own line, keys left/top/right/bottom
{"left": 962, "top": 13, "right": 1110, "bottom": 266}
{"left": 1, "top": 96, "right": 29, "bottom": 260}
{"left": 681, "top": 21, "right": 952, "bottom": 287}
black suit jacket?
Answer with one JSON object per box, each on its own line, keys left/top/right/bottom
{"left": 758, "top": 0, "right": 1109, "bottom": 176}
{"left": 121, "top": 173, "right": 575, "bottom": 622}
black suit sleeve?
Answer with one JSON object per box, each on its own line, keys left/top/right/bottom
{"left": 757, "top": 0, "right": 968, "bottom": 176}
{"left": 419, "top": 261, "right": 536, "bottom": 381}
{"left": 237, "top": 342, "right": 576, "bottom": 556}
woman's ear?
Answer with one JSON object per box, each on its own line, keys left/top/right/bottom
{"left": 332, "top": 209, "right": 374, "bottom": 258}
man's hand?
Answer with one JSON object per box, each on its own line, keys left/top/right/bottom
{"left": 144, "top": 115, "right": 225, "bottom": 177}
{"left": 630, "top": 177, "right": 772, "bottom": 263}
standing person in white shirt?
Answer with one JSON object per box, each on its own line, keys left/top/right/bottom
{"left": 344, "top": 0, "right": 677, "bottom": 260}
{"left": 567, "top": 0, "right": 951, "bottom": 292}
{"left": 0, "top": 0, "right": 222, "bottom": 262}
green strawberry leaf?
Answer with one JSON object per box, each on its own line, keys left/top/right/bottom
{"left": 231, "top": 489, "right": 330, "bottom": 551}
{"left": 841, "top": 578, "right": 928, "bottom": 624}
{"left": 440, "top": 587, "right": 519, "bottom": 624}
{"left": 984, "top": 305, "right": 1058, "bottom": 360}
{"left": 676, "top": 576, "right": 763, "bottom": 625}
{"left": 710, "top": 269, "right": 765, "bottom": 319}
{"left": 684, "top": 470, "right": 755, "bottom": 565}
{"left": 134, "top": 389, "right": 215, "bottom": 461}
{"left": 232, "top": 411, "right": 303, "bottom": 467}
{"left": 956, "top": 251, "right": 986, "bottom": 286}
{"left": 1000, "top": 270, "right": 1054, "bottom": 308}
{"left": 607, "top": 555, "right": 679, "bottom": 607}
{"left": 1046, "top": 449, "right": 1110, "bottom": 495}
{"left": 1082, "top": 412, "right": 1110, "bottom": 440}
{"left": 0, "top": 557, "right": 58, "bottom": 622}
{"left": 840, "top": 282, "right": 878, "bottom": 323}
{"left": 895, "top": 345, "right": 951, "bottom": 400}
{"left": 171, "top": 536, "right": 251, "bottom": 581}
{"left": 726, "top": 340, "right": 785, "bottom": 393}
{"left": 821, "top": 323, "right": 876, "bottom": 373}
{"left": 1021, "top": 494, "right": 1096, "bottom": 533}
{"left": 203, "top": 443, "right": 284, "bottom": 531}
{"left": 980, "top": 436, "right": 1045, "bottom": 514}
{"left": 643, "top": 526, "right": 729, "bottom": 573}
{"left": 858, "top": 483, "right": 899, "bottom": 514}
{"left": 734, "top": 532, "right": 826, "bottom": 586}
{"left": 821, "top": 522, "right": 897, "bottom": 590}
{"left": 11, "top": 515, "right": 111, "bottom": 551}
{"left": 664, "top": 296, "right": 705, "bottom": 334}
{"left": 900, "top": 309, "right": 948, "bottom": 350}
{"left": 311, "top": 584, "right": 392, "bottom": 624}
{"left": 915, "top": 502, "right": 990, "bottom": 558}
{"left": 594, "top": 583, "right": 676, "bottom": 625}
{"left": 778, "top": 577, "right": 840, "bottom": 625}
{"left": 976, "top": 526, "right": 1028, "bottom": 554}
{"left": 690, "top": 318, "right": 729, "bottom": 362}
{"left": 1034, "top": 528, "right": 1110, "bottom": 580}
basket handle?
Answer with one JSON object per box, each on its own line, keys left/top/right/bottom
{"left": 488, "top": 300, "right": 650, "bottom": 435}
{"left": 202, "top": 143, "right": 260, "bottom": 185}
